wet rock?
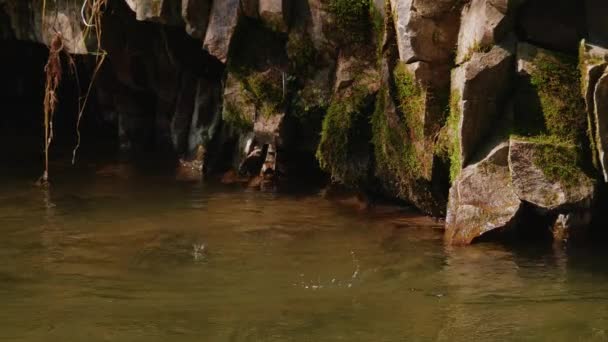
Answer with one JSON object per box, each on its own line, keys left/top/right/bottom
{"left": 552, "top": 211, "right": 592, "bottom": 243}
{"left": 455, "top": 0, "right": 516, "bottom": 65}
{"left": 445, "top": 142, "right": 522, "bottom": 245}
{"left": 508, "top": 138, "right": 595, "bottom": 210}
{"left": 322, "top": 184, "right": 370, "bottom": 211}
{"left": 203, "top": 0, "right": 240, "bottom": 63}
{"left": 239, "top": 145, "right": 264, "bottom": 176}
{"left": 451, "top": 43, "right": 514, "bottom": 167}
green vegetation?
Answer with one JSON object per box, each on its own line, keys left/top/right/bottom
{"left": 316, "top": 86, "right": 370, "bottom": 184}
{"left": 328, "top": 0, "right": 371, "bottom": 44}
{"left": 513, "top": 135, "right": 583, "bottom": 187}
{"left": 371, "top": 86, "right": 420, "bottom": 180}
{"left": 393, "top": 63, "right": 424, "bottom": 141}
{"left": 529, "top": 53, "right": 587, "bottom": 142}
{"left": 461, "top": 41, "right": 493, "bottom": 64}
{"left": 286, "top": 30, "right": 317, "bottom": 75}
{"left": 369, "top": 1, "right": 385, "bottom": 58}
{"left": 244, "top": 73, "right": 283, "bottom": 107}
{"left": 223, "top": 100, "right": 253, "bottom": 132}
{"left": 447, "top": 91, "right": 462, "bottom": 182}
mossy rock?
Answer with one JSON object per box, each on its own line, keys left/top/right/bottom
{"left": 509, "top": 137, "right": 594, "bottom": 210}
{"left": 326, "top": 0, "right": 372, "bottom": 45}
{"left": 516, "top": 43, "right": 587, "bottom": 142}
{"left": 316, "top": 85, "right": 374, "bottom": 185}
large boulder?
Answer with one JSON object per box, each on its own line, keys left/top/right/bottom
{"left": 508, "top": 139, "right": 595, "bottom": 210}
{"left": 451, "top": 43, "right": 514, "bottom": 168}
{"left": 203, "top": 0, "right": 241, "bottom": 63}
{"left": 445, "top": 142, "right": 522, "bottom": 245}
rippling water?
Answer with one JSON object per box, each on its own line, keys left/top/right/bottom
{"left": 1, "top": 162, "right": 608, "bottom": 341}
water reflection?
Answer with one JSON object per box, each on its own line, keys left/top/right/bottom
{"left": 0, "top": 171, "right": 607, "bottom": 341}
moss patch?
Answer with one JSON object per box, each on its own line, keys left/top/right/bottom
{"left": 529, "top": 53, "right": 587, "bottom": 142}
{"left": 286, "top": 30, "right": 317, "bottom": 75}
{"left": 393, "top": 63, "right": 424, "bottom": 141}
{"left": 224, "top": 100, "right": 253, "bottom": 132}
{"left": 446, "top": 91, "right": 462, "bottom": 182}
{"left": 369, "top": 1, "right": 385, "bottom": 58}
{"left": 371, "top": 86, "right": 420, "bottom": 181}
{"left": 328, "top": 0, "right": 371, "bottom": 45}
{"left": 514, "top": 135, "right": 583, "bottom": 187}
{"left": 461, "top": 41, "right": 493, "bottom": 64}
{"left": 316, "top": 85, "right": 372, "bottom": 184}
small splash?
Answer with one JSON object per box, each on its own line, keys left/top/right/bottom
{"left": 192, "top": 243, "right": 207, "bottom": 261}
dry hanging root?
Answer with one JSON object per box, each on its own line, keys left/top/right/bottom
{"left": 40, "top": 33, "right": 65, "bottom": 185}
{"left": 38, "top": 0, "right": 108, "bottom": 184}
{"left": 72, "top": 0, "right": 107, "bottom": 165}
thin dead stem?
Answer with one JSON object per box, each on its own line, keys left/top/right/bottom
{"left": 72, "top": 0, "right": 107, "bottom": 165}
{"left": 41, "top": 33, "right": 64, "bottom": 184}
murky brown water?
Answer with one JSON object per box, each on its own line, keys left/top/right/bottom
{"left": 1, "top": 161, "right": 608, "bottom": 341}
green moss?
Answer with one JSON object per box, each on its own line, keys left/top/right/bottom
{"left": 316, "top": 86, "right": 370, "bottom": 184}
{"left": 328, "top": 0, "right": 371, "bottom": 44}
{"left": 529, "top": 53, "right": 587, "bottom": 142}
{"left": 371, "top": 86, "right": 420, "bottom": 180}
{"left": 511, "top": 134, "right": 585, "bottom": 187}
{"left": 286, "top": 30, "right": 317, "bottom": 75}
{"left": 369, "top": 1, "right": 385, "bottom": 58}
{"left": 393, "top": 63, "right": 424, "bottom": 140}
{"left": 461, "top": 41, "right": 493, "bottom": 64}
{"left": 245, "top": 73, "right": 283, "bottom": 105}
{"left": 447, "top": 91, "right": 462, "bottom": 182}
{"left": 223, "top": 101, "right": 253, "bottom": 132}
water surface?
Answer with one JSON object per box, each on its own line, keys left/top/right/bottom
{"left": 1, "top": 163, "right": 608, "bottom": 341}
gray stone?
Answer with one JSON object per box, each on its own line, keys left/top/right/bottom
{"left": 455, "top": 0, "right": 515, "bottom": 65}
{"left": 508, "top": 139, "right": 595, "bottom": 210}
{"left": 446, "top": 142, "right": 522, "bottom": 245}
{"left": 389, "top": 0, "right": 461, "bottom": 64}
{"left": 203, "top": 0, "right": 240, "bottom": 63}
{"left": 452, "top": 43, "right": 514, "bottom": 167}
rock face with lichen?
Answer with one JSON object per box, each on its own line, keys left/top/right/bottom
{"left": 445, "top": 142, "right": 522, "bottom": 245}
{"left": 1, "top": 0, "right": 608, "bottom": 245}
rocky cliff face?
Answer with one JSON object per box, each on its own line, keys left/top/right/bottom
{"left": 1, "top": 0, "right": 607, "bottom": 244}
